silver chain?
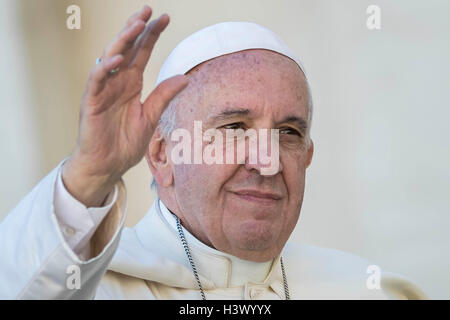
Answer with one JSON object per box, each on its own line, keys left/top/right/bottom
{"left": 175, "top": 215, "right": 206, "bottom": 300}
{"left": 280, "top": 256, "right": 290, "bottom": 300}
{"left": 175, "top": 216, "right": 290, "bottom": 300}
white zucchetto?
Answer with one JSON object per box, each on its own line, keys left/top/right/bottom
{"left": 156, "top": 21, "right": 306, "bottom": 86}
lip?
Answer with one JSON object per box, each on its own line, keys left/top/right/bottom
{"left": 231, "top": 189, "right": 282, "bottom": 204}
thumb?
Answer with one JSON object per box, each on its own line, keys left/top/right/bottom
{"left": 143, "top": 75, "right": 189, "bottom": 125}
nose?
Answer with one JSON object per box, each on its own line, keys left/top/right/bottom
{"left": 243, "top": 128, "right": 282, "bottom": 176}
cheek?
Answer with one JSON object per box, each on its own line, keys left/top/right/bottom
{"left": 173, "top": 163, "right": 238, "bottom": 209}
{"left": 173, "top": 165, "right": 208, "bottom": 199}
{"left": 278, "top": 153, "right": 306, "bottom": 241}
{"left": 280, "top": 148, "right": 307, "bottom": 203}
{"left": 173, "top": 163, "right": 241, "bottom": 244}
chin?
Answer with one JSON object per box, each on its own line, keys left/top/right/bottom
{"left": 232, "top": 219, "right": 279, "bottom": 251}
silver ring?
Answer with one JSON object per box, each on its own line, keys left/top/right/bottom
{"left": 96, "top": 57, "right": 120, "bottom": 75}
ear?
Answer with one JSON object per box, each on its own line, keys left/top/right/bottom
{"left": 306, "top": 139, "right": 314, "bottom": 168}
{"left": 145, "top": 128, "right": 174, "bottom": 187}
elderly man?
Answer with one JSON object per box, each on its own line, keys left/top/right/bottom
{"left": 0, "top": 6, "right": 425, "bottom": 299}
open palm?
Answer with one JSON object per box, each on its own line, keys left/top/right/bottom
{"left": 63, "top": 6, "right": 188, "bottom": 206}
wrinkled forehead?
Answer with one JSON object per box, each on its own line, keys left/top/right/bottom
{"left": 178, "top": 49, "right": 309, "bottom": 121}
{"left": 186, "top": 49, "right": 305, "bottom": 83}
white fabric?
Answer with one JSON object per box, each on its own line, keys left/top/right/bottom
{"left": 54, "top": 162, "right": 117, "bottom": 260}
{"left": 156, "top": 21, "right": 307, "bottom": 86}
{"left": 0, "top": 161, "right": 127, "bottom": 299}
{"left": 0, "top": 161, "right": 428, "bottom": 299}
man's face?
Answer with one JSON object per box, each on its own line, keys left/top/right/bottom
{"left": 164, "top": 49, "right": 313, "bottom": 262}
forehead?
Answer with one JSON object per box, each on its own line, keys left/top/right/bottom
{"left": 177, "top": 49, "right": 309, "bottom": 123}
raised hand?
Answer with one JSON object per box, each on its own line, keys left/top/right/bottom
{"left": 62, "top": 6, "right": 188, "bottom": 207}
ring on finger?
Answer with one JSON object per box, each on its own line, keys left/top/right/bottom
{"left": 109, "top": 67, "right": 120, "bottom": 75}
{"left": 96, "top": 57, "right": 120, "bottom": 75}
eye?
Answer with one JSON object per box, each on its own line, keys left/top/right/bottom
{"left": 220, "top": 122, "right": 246, "bottom": 130}
{"left": 279, "top": 127, "right": 301, "bottom": 136}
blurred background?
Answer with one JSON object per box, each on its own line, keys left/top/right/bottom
{"left": 0, "top": 0, "right": 449, "bottom": 298}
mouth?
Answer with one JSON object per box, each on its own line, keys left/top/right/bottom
{"left": 231, "top": 189, "right": 282, "bottom": 204}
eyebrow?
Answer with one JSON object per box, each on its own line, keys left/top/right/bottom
{"left": 207, "top": 108, "right": 308, "bottom": 131}
{"left": 207, "top": 108, "right": 251, "bottom": 123}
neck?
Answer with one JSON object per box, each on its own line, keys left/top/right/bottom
{"left": 158, "top": 199, "right": 274, "bottom": 286}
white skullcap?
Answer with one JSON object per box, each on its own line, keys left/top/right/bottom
{"left": 156, "top": 21, "right": 306, "bottom": 86}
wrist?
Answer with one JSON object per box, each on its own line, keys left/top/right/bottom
{"left": 62, "top": 157, "right": 118, "bottom": 208}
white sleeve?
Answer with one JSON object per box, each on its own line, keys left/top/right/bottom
{"left": 53, "top": 164, "right": 118, "bottom": 261}
{"left": 0, "top": 160, "right": 127, "bottom": 299}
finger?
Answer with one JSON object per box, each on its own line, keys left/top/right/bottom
{"left": 131, "top": 14, "right": 170, "bottom": 71}
{"left": 102, "top": 6, "right": 152, "bottom": 60}
{"left": 143, "top": 75, "right": 189, "bottom": 125}
{"left": 87, "top": 54, "right": 124, "bottom": 97}
{"left": 125, "top": 5, "right": 152, "bottom": 27}
{"left": 103, "top": 20, "right": 146, "bottom": 60}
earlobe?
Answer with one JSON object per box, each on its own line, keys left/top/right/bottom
{"left": 161, "top": 169, "right": 174, "bottom": 187}
{"left": 146, "top": 129, "right": 174, "bottom": 188}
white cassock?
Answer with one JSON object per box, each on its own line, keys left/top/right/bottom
{"left": 0, "top": 22, "right": 427, "bottom": 299}
{"left": 0, "top": 161, "right": 427, "bottom": 299}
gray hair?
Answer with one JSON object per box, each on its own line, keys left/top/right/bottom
{"left": 150, "top": 76, "right": 314, "bottom": 190}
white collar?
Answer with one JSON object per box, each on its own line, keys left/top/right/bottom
{"left": 158, "top": 200, "right": 274, "bottom": 287}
